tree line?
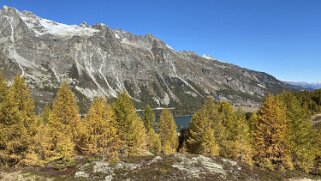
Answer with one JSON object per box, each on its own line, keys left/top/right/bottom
{"left": 0, "top": 75, "right": 321, "bottom": 175}
{"left": 0, "top": 76, "right": 178, "bottom": 167}
{"left": 182, "top": 90, "right": 321, "bottom": 173}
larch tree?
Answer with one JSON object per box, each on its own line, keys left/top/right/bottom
{"left": 186, "top": 108, "right": 219, "bottom": 156}
{"left": 143, "top": 105, "right": 155, "bottom": 130}
{"left": 315, "top": 127, "right": 321, "bottom": 174}
{"left": 42, "top": 104, "right": 51, "bottom": 125}
{"left": 252, "top": 95, "right": 293, "bottom": 171}
{"left": 280, "top": 92, "right": 317, "bottom": 172}
{"left": 0, "top": 73, "right": 7, "bottom": 104}
{"left": 233, "top": 110, "right": 253, "bottom": 165}
{"left": 143, "top": 105, "right": 161, "bottom": 154}
{"left": 147, "top": 128, "right": 161, "bottom": 154}
{"left": 216, "top": 101, "right": 236, "bottom": 156}
{"left": 216, "top": 101, "right": 253, "bottom": 165}
{"left": 159, "top": 108, "right": 178, "bottom": 155}
{"left": 51, "top": 81, "right": 81, "bottom": 139}
{"left": 0, "top": 76, "right": 38, "bottom": 166}
{"left": 113, "top": 92, "right": 147, "bottom": 156}
{"left": 83, "top": 97, "right": 120, "bottom": 161}
{"left": 42, "top": 81, "right": 80, "bottom": 162}
{"left": 202, "top": 97, "right": 226, "bottom": 149}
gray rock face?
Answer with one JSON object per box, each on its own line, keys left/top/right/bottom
{"left": 0, "top": 6, "right": 292, "bottom": 112}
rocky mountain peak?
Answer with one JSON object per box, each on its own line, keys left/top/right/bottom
{"left": 80, "top": 22, "right": 89, "bottom": 28}
{"left": 2, "top": 5, "right": 14, "bottom": 12}
{"left": 0, "top": 6, "right": 294, "bottom": 113}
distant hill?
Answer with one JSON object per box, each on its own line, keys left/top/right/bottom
{"left": 285, "top": 81, "right": 321, "bottom": 90}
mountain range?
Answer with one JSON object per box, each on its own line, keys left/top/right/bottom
{"left": 284, "top": 81, "right": 321, "bottom": 90}
{"left": 0, "top": 6, "right": 295, "bottom": 113}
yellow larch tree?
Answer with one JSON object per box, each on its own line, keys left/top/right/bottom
{"left": 40, "top": 81, "right": 80, "bottom": 163}
{"left": 252, "top": 95, "right": 293, "bottom": 171}
{"left": 113, "top": 92, "right": 147, "bottom": 156}
{"left": 186, "top": 108, "right": 219, "bottom": 156}
{"left": 159, "top": 108, "right": 178, "bottom": 155}
{"left": 83, "top": 97, "right": 120, "bottom": 161}
{"left": 0, "top": 76, "right": 38, "bottom": 166}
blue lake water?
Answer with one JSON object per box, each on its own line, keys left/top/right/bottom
{"left": 155, "top": 115, "right": 192, "bottom": 131}
{"left": 174, "top": 116, "right": 192, "bottom": 130}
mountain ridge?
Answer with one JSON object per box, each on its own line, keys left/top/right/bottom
{"left": 0, "top": 6, "right": 294, "bottom": 113}
{"left": 284, "top": 81, "right": 321, "bottom": 90}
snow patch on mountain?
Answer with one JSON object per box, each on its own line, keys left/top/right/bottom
{"left": 166, "top": 44, "right": 174, "bottom": 50}
{"left": 202, "top": 54, "right": 214, "bottom": 60}
{"left": 3, "top": 5, "right": 9, "bottom": 10}
{"left": 162, "top": 93, "right": 170, "bottom": 106}
{"left": 19, "top": 12, "right": 99, "bottom": 37}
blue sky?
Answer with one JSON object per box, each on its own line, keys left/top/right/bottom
{"left": 2, "top": 0, "right": 321, "bottom": 82}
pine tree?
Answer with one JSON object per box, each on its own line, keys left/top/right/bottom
{"left": 83, "top": 97, "right": 120, "bottom": 161}
{"left": 159, "top": 108, "right": 178, "bottom": 155}
{"left": 113, "top": 92, "right": 147, "bottom": 156}
{"left": 252, "top": 95, "right": 293, "bottom": 171}
{"left": 186, "top": 109, "right": 219, "bottom": 156}
{"left": 0, "top": 76, "right": 38, "bottom": 166}
{"left": 280, "top": 92, "right": 317, "bottom": 172}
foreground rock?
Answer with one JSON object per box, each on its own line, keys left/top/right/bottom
{"left": 0, "top": 155, "right": 320, "bottom": 181}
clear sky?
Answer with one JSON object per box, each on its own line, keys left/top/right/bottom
{"left": 2, "top": 0, "right": 321, "bottom": 82}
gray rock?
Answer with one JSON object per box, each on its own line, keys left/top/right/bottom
{"left": 0, "top": 6, "right": 294, "bottom": 112}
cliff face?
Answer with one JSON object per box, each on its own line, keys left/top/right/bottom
{"left": 0, "top": 6, "right": 292, "bottom": 112}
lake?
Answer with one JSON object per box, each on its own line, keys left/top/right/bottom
{"left": 156, "top": 115, "right": 192, "bottom": 131}
{"left": 174, "top": 115, "right": 192, "bottom": 130}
